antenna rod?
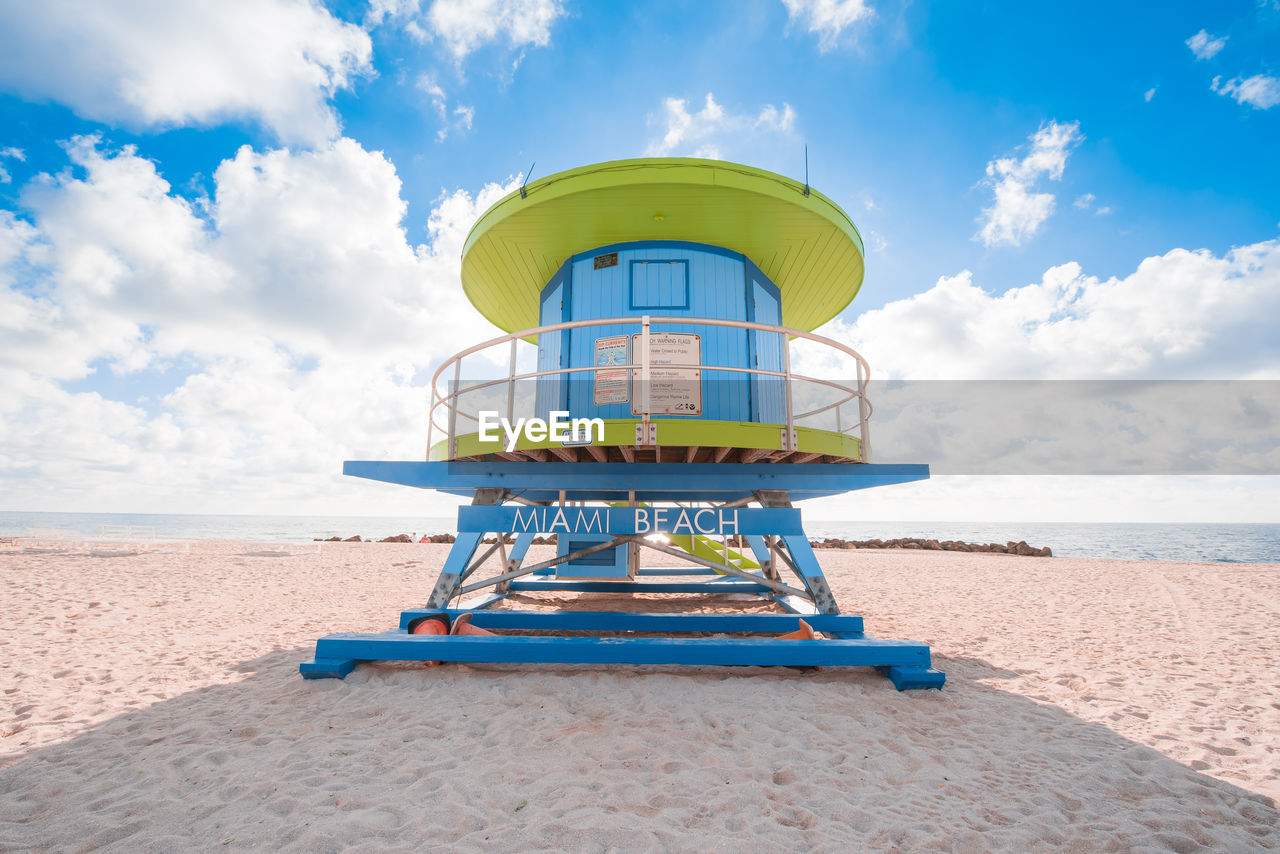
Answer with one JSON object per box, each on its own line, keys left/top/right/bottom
{"left": 803, "top": 145, "right": 810, "bottom": 197}
{"left": 520, "top": 161, "right": 536, "bottom": 198}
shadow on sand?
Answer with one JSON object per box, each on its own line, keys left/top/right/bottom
{"left": 1, "top": 646, "right": 1277, "bottom": 852}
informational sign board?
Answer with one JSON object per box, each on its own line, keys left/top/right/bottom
{"left": 631, "top": 332, "right": 702, "bottom": 416}
{"left": 593, "top": 335, "right": 630, "bottom": 405}
{"left": 561, "top": 423, "right": 596, "bottom": 446}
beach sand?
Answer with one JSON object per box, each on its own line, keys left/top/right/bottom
{"left": 1, "top": 540, "right": 1278, "bottom": 851}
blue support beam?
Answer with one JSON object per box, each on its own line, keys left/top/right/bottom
{"left": 507, "top": 579, "right": 772, "bottom": 594}
{"left": 745, "top": 535, "right": 773, "bottom": 567}
{"left": 302, "top": 631, "right": 934, "bottom": 670}
{"left": 343, "top": 461, "right": 929, "bottom": 503}
{"left": 506, "top": 531, "right": 535, "bottom": 564}
{"left": 635, "top": 567, "right": 719, "bottom": 576}
{"left": 395, "top": 609, "right": 867, "bottom": 633}
{"left": 425, "top": 530, "right": 484, "bottom": 608}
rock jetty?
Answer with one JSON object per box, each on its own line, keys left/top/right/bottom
{"left": 808, "top": 537, "right": 1051, "bottom": 557}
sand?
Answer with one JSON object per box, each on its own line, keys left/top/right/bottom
{"left": 1, "top": 539, "right": 1278, "bottom": 852}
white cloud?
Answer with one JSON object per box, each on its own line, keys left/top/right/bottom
{"left": 416, "top": 76, "right": 475, "bottom": 141}
{"left": 1144, "top": 87, "right": 1157, "bottom": 102}
{"left": 0, "top": 147, "right": 23, "bottom": 184}
{"left": 809, "top": 239, "right": 1280, "bottom": 381}
{"left": 1186, "top": 29, "right": 1228, "bottom": 60}
{"left": 976, "top": 120, "right": 1083, "bottom": 248}
{"left": 781, "top": 0, "right": 874, "bottom": 52}
{"left": 1072, "top": 193, "right": 1111, "bottom": 215}
{"left": 367, "top": 0, "right": 422, "bottom": 23}
{"left": 646, "top": 93, "right": 797, "bottom": 158}
{"left": 454, "top": 104, "right": 476, "bottom": 132}
{"left": 373, "top": 0, "right": 565, "bottom": 60}
{"left": 1212, "top": 73, "right": 1280, "bottom": 110}
{"left": 0, "top": 1, "right": 372, "bottom": 145}
{"left": 0, "top": 136, "right": 520, "bottom": 514}
{"left": 784, "top": 241, "right": 1280, "bottom": 525}
{"left": 755, "top": 103, "right": 797, "bottom": 133}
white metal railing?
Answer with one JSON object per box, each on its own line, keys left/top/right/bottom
{"left": 427, "top": 316, "right": 873, "bottom": 461}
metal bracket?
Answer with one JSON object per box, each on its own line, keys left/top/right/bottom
{"left": 780, "top": 427, "right": 798, "bottom": 452}
{"left": 635, "top": 421, "right": 657, "bottom": 446}
{"left": 426, "top": 572, "right": 461, "bottom": 608}
{"left": 806, "top": 576, "right": 839, "bottom": 614}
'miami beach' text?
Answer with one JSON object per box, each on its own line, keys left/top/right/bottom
{"left": 510, "top": 505, "right": 740, "bottom": 536}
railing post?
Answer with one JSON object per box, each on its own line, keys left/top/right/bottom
{"left": 449, "top": 357, "right": 461, "bottom": 460}
{"left": 641, "top": 314, "right": 651, "bottom": 432}
{"left": 426, "top": 386, "right": 435, "bottom": 460}
{"left": 857, "top": 358, "right": 871, "bottom": 463}
{"left": 782, "top": 334, "right": 795, "bottom": 451}
{"left": 506, "top": 339, "right": 517, "bottom": 425}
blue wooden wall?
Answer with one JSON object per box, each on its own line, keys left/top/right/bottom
{"left": 534, "top": 241, "right": 785, "bottom": 426}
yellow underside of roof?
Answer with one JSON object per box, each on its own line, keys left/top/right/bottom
{"left": 460, "top": 158, "right": 866, "bottom": 334}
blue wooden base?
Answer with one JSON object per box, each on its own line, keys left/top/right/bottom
{"left": 884, "top": 665, "right": 947, "bottom": 690}
{"left": 299, "top": 609, "right": 945, "bottom": 689}
{"left": 302, "top": 629, "right": 931, "bottom": 669}
{"left": 299, "top": 478, "right": 945, "bottom": 689}
{"left": 299, "top": 657, "right": 357, "bottom": 679}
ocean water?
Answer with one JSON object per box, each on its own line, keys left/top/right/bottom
{"left": 0, "top": 511, "right": 455, "bottom": 545}
{"left": 800, "top": 521, "right": 1280, "bottom": 564}
{"left": 2, "top": 510, "right": 1277, "bottom": 564}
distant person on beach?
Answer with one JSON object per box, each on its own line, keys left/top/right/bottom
{"left": 419, "top": 534, "right": 429, "bottom": 543}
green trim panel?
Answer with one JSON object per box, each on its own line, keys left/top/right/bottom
{"left": 430, "top": 418, "right": 861, "bottom": 462}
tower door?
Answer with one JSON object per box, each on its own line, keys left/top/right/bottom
{"left": 748, "top": 279, "right": 785, "bottom": 425}
{"left": 535, "top": 277, "right": 567, "bottom": 419}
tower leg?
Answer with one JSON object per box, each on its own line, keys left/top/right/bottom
{"left": 426, "top": 532, "right": 484, "bottom": 608}
{"left": 744, "top": 535, "right": 779, "bottom": 581}
{"left": 495, "top": 532, "right": 535, "bottom": 593}
{"left": 778, "top": 535, "right": 840, "bottom": 614}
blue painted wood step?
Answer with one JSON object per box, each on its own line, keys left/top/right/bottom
{"left": 396, "top": 609, "right": 866, "bottom": 633}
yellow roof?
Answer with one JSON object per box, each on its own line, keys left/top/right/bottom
{"left": 460, "top": 157, "right": 866, "bottom": 334}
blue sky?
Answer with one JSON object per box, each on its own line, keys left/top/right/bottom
{"left": 0, "top": 0, "right": 1277, "bottom": 520}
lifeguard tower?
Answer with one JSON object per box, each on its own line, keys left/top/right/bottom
{"left": 301, "top": 158, "right": 943, "bottom": 689}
